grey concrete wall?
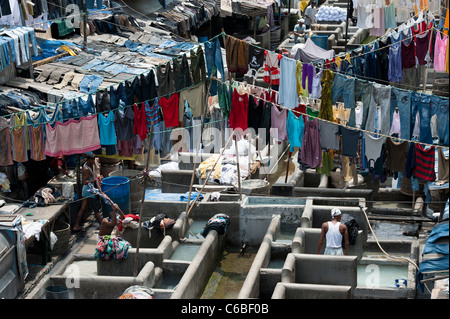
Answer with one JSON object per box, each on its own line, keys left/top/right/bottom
{"left": 293, "top": 187, "right": 373, "bottom": 201}
{"left": 171, "top": 229, "right": 225, "bottom": 299}
{"left": 282, "top": 254, "right": 358, "bottom": 296}
{"left": 161, "top": 170, "right": 199, "bottom": 193}
{"left": 272, "top": 282, "right": 352, "bottom": 299}
{"left": 48, "top": 260, "right": 155, "bottom": 299}
{"left": 238, "top": 216, "right": 280, "bottom": 299}
{"left": 241, "top": 198, "right": 304, "bottom": 246}
{"left": 259, "top": 268, "right": 283, "bottom": 299}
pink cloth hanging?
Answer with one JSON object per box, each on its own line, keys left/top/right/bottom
{"left": 44, "top": 115, "right": 101, "bottom": 157}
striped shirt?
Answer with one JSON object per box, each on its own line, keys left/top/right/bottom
{"left": 414, "top": 144, "right": 436, "bottom": 182}
{"left": 145, "top": 99, "right": 161, "bottom": 129}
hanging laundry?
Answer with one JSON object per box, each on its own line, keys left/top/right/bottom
{"left": 434, "top": 32, "right": 448, "bottom": 72}
{"left": 339, "top": 127, "right": 361, "bottom": 158}
{"left": 247, "top": 96, "right": 265, "bottom": 132}
{"left": 229, "top": 88, "right": 249, "bottom": 131}
{"left": 204, "top": 37, "right": 225, "bottom": 95}
{"left": 310, "top": 68, "right": 322, "bottom": 99}
{"left": 388, "top": 32, "right": 403, "bottom": 82}
{"left": 318, "top": 69, "right": 334, "bottom": 121}
{"left": 270, "top": 105, "right": 287, "bottom": 141}
{"left": 145, "top": 99, "right": 161, "bottom": 129}
{"left": 190, "top": 46, "right": 207, "bottom": 85}
{"left": 302, "top": 63, "right": 314, "bottom": 97}
{"left": 44, "top": 115, "right": 101, "bottom": 157}
{"left": 295, "top": 60, "right": 303, "bottom": 97}
{"left": 413, "top": 24, "right": 432, "bottom": 66}
{"left": 331, "top": 73, "right": 356, "bottom": 111}
{"left": 437, "top": 147, "right": 449, "bottom": 182}
{"left": 178, "top": 83, "right": 207, "bottom": 122}
{"left": 139, "top": 70, "right": 158, "bottom": 103}
{"left": 366, "top": 83, "right": 391, "bottom": 136}
{"left": 414, "top": 144, "right": 436, "bottom": 182}
{"left": 363, "top": 132, "right": 386, "bottom": 169}
{"left": 286, "top": 110, "right": 304, "bottom": 152}
{"left": 159, "top": 92, "right": 180, "bottom": 128}
{"left": 225, "top": 35, "right": 249, "bottom": 74}
{"left": 27, "top": 125, "right": 46, "bottom": 161}
{"left": 384, "top": 138, "right": 409, "bottom": 174}
{"left": 369, "top": 4, "right": 385, "bottom": 37}
{"left": 319, "top": 121, "right": 339, "bottom": 151}
{"left": 172, "top": 53, "right": 192, "bottom": 91}
{"left": 384, "top": 0, "right": 397, "bottom": 30}
{"left": 300, "top": 117, "right": 322, "bottom": 168}
{"left": 133, "top": 103, "right": 148, "bottom": 142}
{"left": 98, "top": 111, "right": 117, "bottom": 146}
{"left": 263, "top": 51, "right": 282, "bottom": 87}
{"left": 156, "top": 62, "right": 174, "bottom": 98}
{"left": 0, "top": 125, "right": 13, "bottom": 166}
{"left": 110, "top": 83, "right": 127, "bottom": 110}
{"left": 247, "top": 45, "right": 265, "bottom": 80}
{"left": 278, "top": 56, "right": 298, "bottom": 110}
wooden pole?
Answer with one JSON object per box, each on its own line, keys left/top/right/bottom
{"left": 234, "top": 135, "right": 242, "bottom": 201}
{"left": 133, "top": 125, "right": 153, "bottom": 277}
{"left": 285, "top": 151, "right": 291, "bottom": 183}
{"left": 182, "top": 81, "right": 210, "bottom": 239}
{"left": 185, "top": 132, "right": 235, "bottom": 218}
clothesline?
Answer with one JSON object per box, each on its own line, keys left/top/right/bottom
{"left": 0, "top": 31, "right": 226, "bottom": 123}
{"left": 3, "top": 80, "right": 207, "bottom": 129}
{"left": 2, "top": 30, "right": 447, "bottom": 152}
{"left": 211, "top": 76, "right": 450, "bottom": 151}
{"left": 323, "top": 6, "right": 446, "bottom": 64}
{"left": 224, "top": 31, "right": 448, "bottom": 101}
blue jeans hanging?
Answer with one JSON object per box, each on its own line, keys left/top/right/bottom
{"left": 204, "top": 37, "right": 225, "bottom": 95}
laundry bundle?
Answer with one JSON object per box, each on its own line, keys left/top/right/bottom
{"left": 315, "top": 6, "right": 347, "bottom": 22}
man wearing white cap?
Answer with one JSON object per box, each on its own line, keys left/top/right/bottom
{"left": 293, "top": 18, "right": 306, "bottom": 44}
{"left": 317, "top": 208, "right": 349, "bottom": 256}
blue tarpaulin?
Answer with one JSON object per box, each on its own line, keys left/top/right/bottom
{"left": 417, "top": 221, "right": 449, "bottom": 292}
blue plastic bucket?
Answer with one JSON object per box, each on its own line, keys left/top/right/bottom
{"left": 101, "top": 176, "right": 130, "bottom": 217}
{"left": 311, "top": 35, "right": 329, "bottom": 50}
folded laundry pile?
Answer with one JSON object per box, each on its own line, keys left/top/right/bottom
{"left": 315, "top": 5, "right": 347, "bottom": 22}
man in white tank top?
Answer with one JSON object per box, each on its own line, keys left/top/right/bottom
{"left": 317, "top": 208, "right": 349, "bottom": 256}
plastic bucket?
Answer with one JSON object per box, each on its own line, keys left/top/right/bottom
{"left": 101, "top": 176, "right": 130, "bottom": 217}
{"left": 109, "top": 169, "right": 144, "bottom": 214}
{"left": 46, "top": 285, "right": 69, "bottom": 299}
{"left": 311, "top": 35, "right": 328, "bottom": 50}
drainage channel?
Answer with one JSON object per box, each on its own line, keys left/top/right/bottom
{"left": 200, "top": 248, "right": 256, "bottom": 299}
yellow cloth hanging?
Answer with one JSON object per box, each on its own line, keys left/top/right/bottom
{"left": 300, "top": 0, "right": 310, "bottom": 12}
{"left": 444, "top": 9, "right": 449, "bottom": 37}
{"left": 296, "top": 60, "right": 303, "bottom": 96}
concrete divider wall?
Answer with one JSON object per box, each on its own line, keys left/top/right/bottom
{"left": 272, "top": 282, "right": 352, "bottom": 299}
{"left": 241, "top": 197, "right": 305, "bottom": 246}
{"left": 170, "top": 229, "right": 226, "bottom": 299}
{"left": 292, "top": 187, "right": 373, "bottom": 201}
{"left": 161, "top": 169, "right": 199, "bottom": 193}
{"left": 31, "top": 257, "right": 156, "bottom": 299}
{"left": 119, "top": 235, "right": 173, "bottom": 273}
{"left": 238, "top": 216, "right": 280, "bottom": 299}
{"left": 282, "top": 254, "right": 358, "bottom": 296}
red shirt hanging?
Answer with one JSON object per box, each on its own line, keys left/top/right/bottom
{"left": 159, "top": 92, "right": 180, "bottom": 128}
{"left": 133, "top": 102, "right": 148, "bottom": 141}
{"left": 229, "top": 88, "right": 249, "bottom": 130}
